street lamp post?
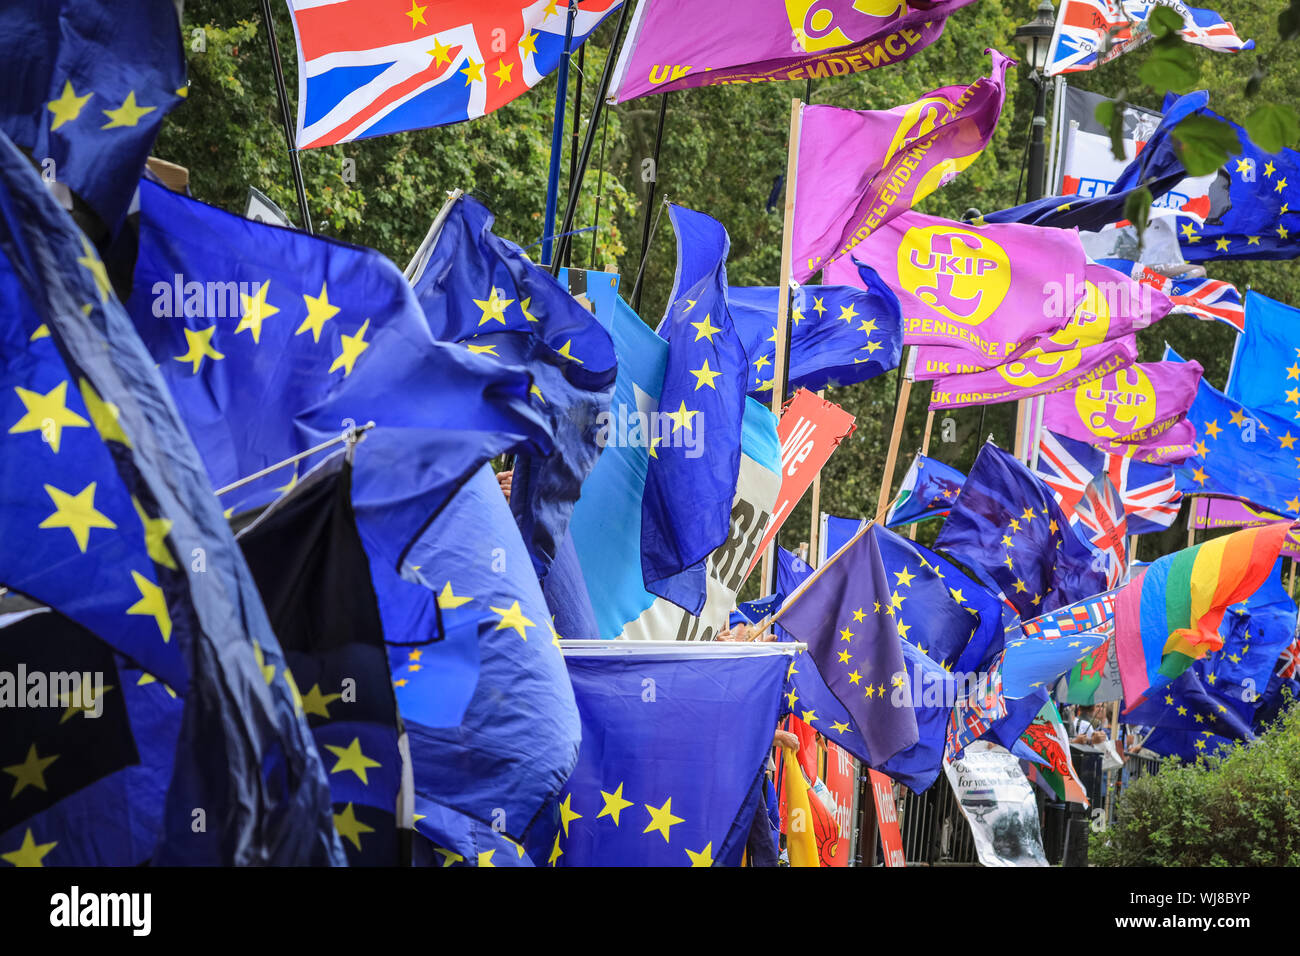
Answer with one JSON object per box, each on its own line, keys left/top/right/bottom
{"left": 1014, "top": 0, "right": 1058, "bottom": 202}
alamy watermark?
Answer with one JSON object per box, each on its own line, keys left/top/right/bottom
{"left": 0, "top": 667, "right": 105, "bottom": 718}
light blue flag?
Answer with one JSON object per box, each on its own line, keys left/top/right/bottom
{"left": 1168, "top": 345, "right": 1300, "bottom": 517}
{"left": 569, "top": 296, "right": 781, "bottom": 641}
{"left": 1227, "top": 291, "right": 1300, "bottom": 420}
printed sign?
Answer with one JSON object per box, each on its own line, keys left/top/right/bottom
{"left": 944, "top": 742, "right": 1048, "bottom": 867}
{"left": 745, "top": 389, "right": 855, "bottom": 576}
{"left": 869, "top": 769, "right": 905, "bottom": 867}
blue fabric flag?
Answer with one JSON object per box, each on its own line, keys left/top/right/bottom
{"left": 401, "top": 464, "right": 581, "bottom": 841}
{"left": 728, "top": 274, "right": 902, "bottom": 397}
{"left": 1226, "top": 291, "right": 1300, "bottom": 420}
{"left": 1200, "top": 563, "right": 1297, "bottom": 707}
{"left": 0, "top": 0, "right": 186, "bottom": 232}
{"left": 641, "top": 205, "right": 750, "bottom": 613}
{"left": 0, "top": 610, "right": 186, "bottom": 865}
{"left": 1129, "top": 668, "right": 1255, "bottom": 762}
{"left": 981, "top": 92, "right": 1208, "bottom": 231}
{"left": 935, "top": 442, "right": 1107, "bottom": 620}
{"left": 777, "top": 525, "right": 921, "bottom": 765}
{"left": 568, "top": 295, "right": 782, "bottom": 640}
{"left": 1003, "top": 629, "right": 1109, "bottom": 699}
{"left": 0, "top": 130, "right": 341, "bottom": 864}
{"left": 411, "top": 796, "right": 532, "bottom": 868}
{"left": 408, "top": 194, "right": 617, "bottom": 581}
{"left": 887, "top": 453, "right": 966, "bottom": 527}
{"left": 526, "top": 645, "right": 789, "bottom": 866}
{"left": 1167, "top": 345, "right": 1300, "bottom": 517}
{"left": 125, "top": 179, "right": 556, "bottom": 690}
{"left": 1169, "top": 102, "right": 1300, "bottom": 261}
{"left": 772, "top": 547, "right": 957, "bottom": 793}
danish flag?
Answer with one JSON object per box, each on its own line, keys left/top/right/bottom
{"left": 286, "top": 0, "right": 620, "bottom": 149}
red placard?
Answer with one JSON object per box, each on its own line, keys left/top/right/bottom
{"left": 745, "top": 389, "right": 856, "bottom": 576}
{"left": 870, "top": 770, "right": 905, "bottom": 867}
{"left": 819, "top": 740, "right": 857, "bottom": 867}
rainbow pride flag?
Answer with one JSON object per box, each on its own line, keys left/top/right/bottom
{"left": 1116, "top": 522, "right": 1292, "bottom": 704}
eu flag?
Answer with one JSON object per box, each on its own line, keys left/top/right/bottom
{"left": 0, "top": 130, "right": 342, "bottom": 864}
{"left": 401, "top": 464, "right": 581, "bottom": 842}
{"left": 1170, "top": 102, "right": 1300, "bottom": 261}
{"left": 1226, "top": 291, "right": 1300, "bottom": 420}
{"left": 0, "top": 0, "right": 186, "bottom": 232}
{"left": 887, "top": 453, "right": 966, "bottom": 527}
{"left": 935, "top": 442, "right": 1107, "bottom": 620}
{"left": 981, "top": 92, "right": 1207, "bottom": 232}
{"left": 642, "top": 205, "right": 749, "bottom": 613}
{"left": 728, "top": 272, "right": 902, "bottom": 397}
{"left": 1127, "top": 668, "right": 1255, "bottom": 761}
{"left": 408, "top": 194, "right": 617, "bottom": 580}
{"left": 1167, "top": 346, "right": 1300, "bottom": 517}
{"left": 527, "top": 644, "right": 789, "bottom": 866}
{"left": 126, "top": 179, "right": 552, "bottom": 515}
{"left": 1199, "top": 564, "right": 1297, "bottom": 707}
{"left": 778, "top": 525, "right": 920, "bottom": 765}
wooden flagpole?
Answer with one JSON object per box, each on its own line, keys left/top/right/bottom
{"left": 808, "top": 389, "right": 825, "bottom": 565}
{"left": 758, "top": 97, "right": 803, "bottom": 594}
{"left": 874, "top": 348, "right": 914, "bottom": 522}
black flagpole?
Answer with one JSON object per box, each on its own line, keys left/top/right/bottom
{"left": 550, "top": 1, "right": 633, "bottom": 274}
{"left": 628, "top": 92, "right": 668, "bottom": 313}
{"left": 260, "top": 0, "right": 312, "bottom": 233}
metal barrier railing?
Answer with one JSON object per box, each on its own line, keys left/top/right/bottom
{"left": 895, "top": 774, "right": 979, "bottom": 865}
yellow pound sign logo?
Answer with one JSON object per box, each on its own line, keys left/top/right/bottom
{"left": 897, "top": 225, "right": 1010, "bottom": 327}
{"left": 786, "top": 0, "right": 907, "bottom": 52}
{"left": 997, "top": 280, "right": 1115, "bottom": 388}
{"left": 1073, "top": 366, "right": 1156, "bottom": 438}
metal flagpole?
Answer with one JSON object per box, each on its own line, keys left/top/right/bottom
{"left": 630, "top": 93, "right": 669, "bottom": 313}
{"left": 259, "top": 0, "right": 312, "bottom": 233}
{"left": 541, "top": 0, "right": 580, "bottom": 267}
{"left": 551, "top": 1, "right": 634, "bottom": 273}
{"left": 758, "top": 97, "right": 803, "bottom": 594}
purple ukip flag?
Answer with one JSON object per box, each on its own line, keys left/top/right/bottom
{"left": 926, "top": 335, "right": 1137, "bottom": 410}
{"left": 778, "top": 524, "right": 919, "bottom": 765}
{"left": 791, "top": 50, "right": 1013, "bottom": 282}
{"left": 825, "top": 210, "right": 1089, "bottom": 369}
{"left": 913, "top": 261, "right": 1172, "bottom": 380}
{"left": 608, "top": 0, "right": 978, "bottom": 103}
{"left": 1042, "top": 361, "right": 1203, "bottom": 463}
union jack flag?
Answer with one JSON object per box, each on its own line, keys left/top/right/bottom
{"left": 1019, "top": 590, "right": 1118, "bottom": 640}
{"left": 1044, "top": 0, "right": 1251, "bottom": 77}
{"left": 1278, "top": 637, "right": 1300, "bottom": 680}
{"left": 1140, "top": 267, "right": 1245, "bottom": 333}
{"left": 285, "top": 0, "right": 621, "bottom": 149}
{"left": 1035, "top": 429, "right": 1180, "bottom": 535}
{"left": 1074, "top": 472, "right": 1128, "bottom": 587}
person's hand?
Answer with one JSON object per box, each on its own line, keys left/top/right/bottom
{"left": 773, "top": 729, "right": 799, "bottom": 751}
{"left": 1090, "top": 730, "right": 1106, "bottom": 745}
{"left": 495, "top": 469, "right": 513, "bottom": 503}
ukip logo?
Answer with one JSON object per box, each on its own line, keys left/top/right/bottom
{"left": 785, "top": 0, "right": 906, "bottom": 51}
{"left": 897, "top": 225, "right": 1010, "bottom": 326}
{"left": 1074, "top": 366, "right": 1156, "bottom": 438}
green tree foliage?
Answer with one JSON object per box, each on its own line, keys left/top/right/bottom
{"left": 157, "top": 2, "right": 1300, "bottom": 575}
{"left": 1090, "top": 702, "right": 1300, "bottom": 866}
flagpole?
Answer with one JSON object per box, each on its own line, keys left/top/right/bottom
{"left": 630, "top": 93, "right": 670, "bottom": 312}
{"left": 551, "top": 1, "right": 634, "bottom": 274}
{"left": 758, "top": 97, "right": 803, "bottom": 595}
{"left": 540, "top": 0, "right": 579, "bottom": 267}
{"left": 874, "top": 348, "right": 914, "bottom": 522}
{"left": 809, "top": 389, "right": 826, "bottom": 563}
{"left": 259, "top": 0, "right": 312, "bottom": 233}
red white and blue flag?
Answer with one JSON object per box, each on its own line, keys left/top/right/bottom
{"left": 1034, "top": 429, "right": 1181, "bottom": 535}
{"left": 285, "top": 0, "right": 621, "bottom": 149}
{"left": 1019, "top": 591, "right": 1119, "bottom": 640}
{"left": 1044, "top": 0, "right": 1251, "bottom": 77}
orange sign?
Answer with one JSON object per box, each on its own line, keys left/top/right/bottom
{"left": 745, "top": 388, "right": 856, "bottom": 576}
